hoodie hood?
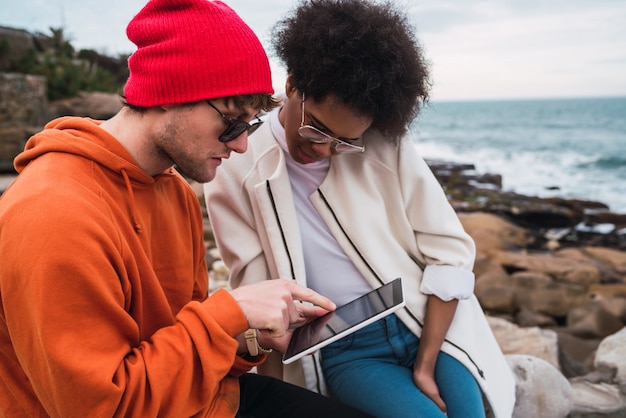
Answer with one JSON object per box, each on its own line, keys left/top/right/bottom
{"left": 13, "top": 116, "right": 168, "bottom": 233}
{"left": 14, "top": 116, "right": 153, "bottom": 185}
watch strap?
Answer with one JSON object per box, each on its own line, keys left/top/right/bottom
{"left": 244, "top": 329, "right": 272, "bottom": 356}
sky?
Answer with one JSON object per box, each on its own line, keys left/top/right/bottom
{"left": 1, "top": 0, "right": 625, "bottom": 101}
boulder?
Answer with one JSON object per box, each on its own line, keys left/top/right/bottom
{"left": 0, "top": 72, "right": 47, "bottom": 127}
{"left": 0, "top": 72, "right": 48, "bottom": 172}
{"left": 507, "top": 354, "right": 573, "bottom": 418}
{"left": 556, "top": 330, "right": 599, "bottom": 378}
{"left": 458, "top": 212, "right": 531, "bottom": 254}
{"left": 594, "top": 327, "right": 626, "bottom": 387}
{"left": 475, "top": 272, "right": 517, "bottom": 314}
{"left": 567, "top": 302, "right": 625, "bottom": 339}
{"left": 487, "top": 317, "right": 560, "bottom": 369}
{"left": 510, "top": 271, "right": 588, "bottom": 317}
{"left": 582, "top": 247, "right": 626, "bottom": 279}
{"left": 588, "top": 284, "right": 626, "bottom": 301}
{"left": 568, "top": 379, "right": 626, "bottom": 417}
{"left": 47, "top": 91, "right": 122, "bottom": 120}
{"left": 0, "top": 125, "right": 39, "bottom": 172}
{"left": 473, "top": 256, "right": 508, "bottom": 282}
{"left": 566, "top": 327, "right": 626, "bottom": 417}
{"left": 515, "top": 307, "right": 558, "bottom": 328}
{"left": 494, "top": 250, "right": 602, "bottom": 287}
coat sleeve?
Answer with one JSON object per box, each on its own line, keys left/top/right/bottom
{"left": 397, "top": 138, "right": 476, "bottom": 300}
{"left": 204, "top": 154, "right": 275, "bottom": 289}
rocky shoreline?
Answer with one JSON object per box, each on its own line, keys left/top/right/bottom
{"left": 436, "top": 162, "right": 626, "bottom": 417}
{"left": 426, "top": 159, "right": 626, "bottom": 250}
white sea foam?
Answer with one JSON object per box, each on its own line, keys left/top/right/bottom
{"left": 411, "top": 97, "right": 626, "bottom": 213}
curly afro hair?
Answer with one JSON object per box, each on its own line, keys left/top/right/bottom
{"left": 272, "top": 0, "right": 431, "bottom": 143}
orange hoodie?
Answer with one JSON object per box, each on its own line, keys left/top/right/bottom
{"left": 0, "top": 117, "right": 261, "bottom": 417}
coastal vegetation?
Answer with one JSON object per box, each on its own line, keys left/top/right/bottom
{"left": 0, "top": 26, "right": 128, "bottom": 100}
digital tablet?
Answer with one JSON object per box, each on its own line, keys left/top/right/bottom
{"left": 282, "top": 278, "right": 405, "bottom": 364}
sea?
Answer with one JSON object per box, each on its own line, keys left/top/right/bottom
{"left": 410, "top": 96, "right": 626, "bottom": 214}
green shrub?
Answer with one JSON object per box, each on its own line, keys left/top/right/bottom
{"left": 7, "top": 27, "right": 128, "bottom": 100}
{"left": 0, "top": 39, "right": 9, "bottom": 57}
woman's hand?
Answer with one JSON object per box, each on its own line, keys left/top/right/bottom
{"left": 413, "top": 365, "right": 447, "bottom": 414}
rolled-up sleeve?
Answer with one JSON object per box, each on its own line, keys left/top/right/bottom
{"left": 420, "top": 264, "right": 475, "bottom": 301}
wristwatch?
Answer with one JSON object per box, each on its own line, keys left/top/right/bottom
{"left": 244, "top": 329, "right": 272, "bottom": 356}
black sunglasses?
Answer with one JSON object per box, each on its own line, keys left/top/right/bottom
{"left": 206, "top": 101, "right": 263, "bottom": 142}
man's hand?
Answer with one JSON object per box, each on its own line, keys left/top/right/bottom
{"left": 230, "top": 280, "right": 335, "bottom": 351}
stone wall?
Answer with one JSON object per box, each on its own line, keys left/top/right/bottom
{"left": 0, "top": 72, "right": 48, "bottom": 172}
{"left": 0, "top": 26, "right": 34, "bottom": 72}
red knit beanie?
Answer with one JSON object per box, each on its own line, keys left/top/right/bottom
{"left": 124, "top": 0, "right": 273, "bottom": 107}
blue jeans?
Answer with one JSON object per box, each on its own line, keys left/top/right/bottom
{"left": 320, "top": 314, "right": 485, "bottom": 418}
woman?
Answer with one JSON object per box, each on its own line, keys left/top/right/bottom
{"left": 204, "top": 0, "right": 515, "bottom": 416}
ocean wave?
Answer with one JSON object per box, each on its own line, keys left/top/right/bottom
{"left": 411, "top": 97, "right": 626, "bottom": 212}
{"left": 576, "top": 155, "right": 626, "bottom": 169}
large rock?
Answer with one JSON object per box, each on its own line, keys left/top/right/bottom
{"left": 0, "top": 125, "right": 40, "bottom": 172}
{"left": 567, "top": 301, "right": 626, "bottom": 339}
{"left": 0, "top": 72, "right": 48, "bottom": 172}
{"left": 557, "top": 247, "right": 626, "bottom": 284}
{"left": 510, "top": 271, "right": 588, "bottom": 317}
{"left": 48, "top": 91, "right": 122, "bottom": 120}
{"left": 583, "top": 247, "right": 626, "bottom": 280}
{"left": 0, "top": 73, "right": 48, "bottom": 127}
{"left": 568, "top": 379, "right": 626, "bottom": 417}
{"left": 473, "top": 257, "right": 509, "bottom": 282}
{"left": 507, "top": 354, "right": 573, "bottom": 418}
{"left": 458, "top": 212, "right": 531, "bottom": 254}
{"left": 567, "top": 327, "right": 626, "bottom": 417}
{"left": 556, "top": 330, "right": 600, "bottom": 378}
{"left": 588, "top": 283, "right": 626, "bottom": 300}
{"left": 515, "top": 307, "right": 558, "bottom": 328}
{"left": 475, "top": 271, "right": 517, "bottom": 314}
{"left": 494, "top": 250, "right": 602, "bottom": 287}
{"left": 488, "top": 317, "right": 560, "bottom": 369}
{"left": 594, "top": 327, "right": 626, "bottom": 387}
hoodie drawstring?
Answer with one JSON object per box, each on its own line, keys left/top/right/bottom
{"left": 121, "top": 169, "right": 142, "bottom": 233}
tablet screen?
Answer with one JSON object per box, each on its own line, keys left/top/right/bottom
{"left": 283, "top": 278, "right": 404, "bottom": 364}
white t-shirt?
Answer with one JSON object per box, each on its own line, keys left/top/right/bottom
{"left": 270, "top": 106, "right": 372, "bottom": 306}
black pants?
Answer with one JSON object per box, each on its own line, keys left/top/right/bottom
{"left": 237, "top": 373, "right": 373, "bottom": 418}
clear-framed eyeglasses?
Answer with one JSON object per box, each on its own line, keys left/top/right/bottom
{"left": 298, "top": 93, "right": 365, "bottom": 153}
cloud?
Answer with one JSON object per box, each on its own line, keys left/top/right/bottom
{"left": 1, "top": 0, "right": 625, "bottom": 100}
{"left": 413, "top": 0, "right": 626, "bottom": 99}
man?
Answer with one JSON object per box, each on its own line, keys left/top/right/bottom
{"left": 0, "top": 0, "right": 371, "bottom": 416}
